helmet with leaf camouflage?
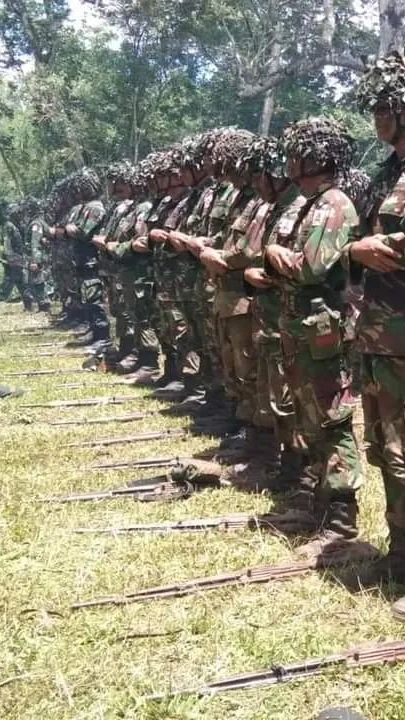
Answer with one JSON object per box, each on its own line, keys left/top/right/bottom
{"left": 211, "top": 129, "right": 256, "bottom": 173}
{"left": 236, "top": 135, "right": 287, "bottom": 178}
{"left": 282, "top": 117, "right": 354, "bottom": 175}
{"left": 106, "top": 160, "right": 147, "bottom": 195}
{"left": 337, "top": 168, "right": 371, "bottom": 214}
{"left": 357, "top": 51, "right": 405, "bottom": 113}
{"left": 68, "top": 167, "right": 102, "bottom": 201}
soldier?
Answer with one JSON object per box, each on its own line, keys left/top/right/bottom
{"left": 241, "top": 135, "right": 302, "bottom": 478}
{"left": 47, "top": 176, "right": 85, "bottom": 328}
{"left": 0, "top": 202, "right": 32, "bottom": 310}
{"left": 56, "top": 169, "right": 108, "bottom": 353}
{"left": 347, "top": 51, "right": 405, "bottom": 607}
{"left": 24, "top": 197, "right": 52, "bottom": 313}
{"left": 199, "top": 129, "right": 261, "bottom": 446}
{"left": 264, "top": 117, "right": 362, "bottom": 550}
{"left": 91, "top": 161, "right": 141, "bottom": 371}
{"left": 104, "top": 162, "right": 160, "bottom": 381}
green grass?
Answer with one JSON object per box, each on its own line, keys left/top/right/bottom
{"left": 1, "top": 302, "right": 405, "bottom": 720}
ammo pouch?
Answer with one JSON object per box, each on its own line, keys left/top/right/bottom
{"left": 302, "top": 305, "right": 342, "bottom": 360}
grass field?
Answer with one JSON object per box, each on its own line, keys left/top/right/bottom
{"left": 1, "top": 301, "right": 405, "bottom": 720}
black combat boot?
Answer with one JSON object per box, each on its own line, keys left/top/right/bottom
{"left": 115, "top": 351, "right": 140, "bottom": 375}
{"left": 297, "top": 490, "right": 359, "bottom": 559}
{"left": 355, "top": 524, "right": 405, "bottom": 592}
{"left": 119, "top": 350, "right": 160, "bottom": 385}
{"left": 151, "top": 353, "right": 185, "bottom": 400}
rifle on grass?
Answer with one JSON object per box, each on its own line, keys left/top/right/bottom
{"left": 40, "top": 459, "right": 221, "bottom": 503}
{"left": 71, "top": 541, "right": 377, "bottom": 610}
{"left": 147, "top": 640, "right": 405, "bottom": 699}
{"left": 54, "top": 382, "right": 120, "bottom": 390}
{"left": 4, "top": 369, "right": 86, "bottom": 378}
{"left": 72, "top": 511, "right": 316, "bottom": 536}
{"left": 41, "top": 474, "right": 194, "bottom": 504}
{"left": 62, "top": 428, "right": 187, "bottom": 449}
{"left": 49, "top": 412, "right": 153, "bottom": 426}
{"left": 89, "top": 455, "right": 195, "bottom": 471}
{"left": 22, "top": 395, "right": 139, "bottom": 409}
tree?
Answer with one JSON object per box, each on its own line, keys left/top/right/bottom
{"left": 379, "top": 0, "right": 405, "bottom": 54}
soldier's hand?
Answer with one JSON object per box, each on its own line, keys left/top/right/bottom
{"left": 149, "top": 229, "right": 169, "bottom": 243}
{"left": 350, "top": 235, "right": 403, "bottom": 272}
{"left": 106, "top": 241, "right": 118, "bottom": 253}
{"left": 168, "top": 234, "right": 187, "bottom": 253}
{"left": 244, "top": 267, "right": 272, "bottom": 288}
{"left": 91, "top": 236, "right": 107, "bottom": 250}
{"left": 266, "top": 245, "right": 295, "bottom": 278}
{"left": 199, "top": 247, "right": 228, "bottom": 275}
{"left": 29, "top": 263, "right": 38, "bottom": 272}
{"left": 65, "top": 223, "right": 78, "bottom": 238}
{"left": 131, "top": 237, "right": 150, "bottom": 253}
{"left": 54, "top": 226, "right": 65, "bottom": 239}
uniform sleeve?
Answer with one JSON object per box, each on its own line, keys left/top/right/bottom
{"left": 290, "top": 196, "right": 358, "bottom": 285}
{"left": 75, "top": 203, "right": 106, "bottom": 240}
{"left": 3, "top": 223, "right": 24, "bottom": 262}
{"left": 30, "top": 223, "right": 45, "bottom": 264}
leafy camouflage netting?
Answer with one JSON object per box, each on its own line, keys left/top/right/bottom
{"left": 67, "top": 167, "right": 102, "bottom": 200}
{"left": 211, "top": 129, "right": 256, "bottom": 171}
{"left": 105, "top": 160, "right": 136, "bottom": 185}
{"left": 337, "top": 168, "right": 371, "bottom": 213}
{"left": 357, "top": 51, "right": 405, "bottom": 113}
{"left": 282, "top": 117, "right": 354, "bottom": 174}
{"left": 236, "top": 135, "right": 287, "bottom": 178}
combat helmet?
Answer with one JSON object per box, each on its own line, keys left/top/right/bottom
{"left": 282, "top": 117, "right": 354, "bottom": 176}
{"left": 236, "top": 135, "right": 287, "bottom": 179}
{"left": 211, "top": 128, "right": 256, "bottom": 175}
{"left": 106, "top": 160, "right": 146, "bottom": 196}
{"left": 68, "top": 167, "right": 102, "bottom": 201}
{"left": 357, "top": 51, "right": 405, "bottom": 113}
{"left": 337, "top": 167, "right": 371, "bottom": 214}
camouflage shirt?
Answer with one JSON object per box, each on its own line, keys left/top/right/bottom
{"left": 212, "top": 187, "right": 262, "bottom": 317}
{"left": 355, "top": 152, "right": 405, "bottom": 355}
{"left": 2, "top": 220, "right": 25, "bottom": 266}
{"left": 69, "top": 200, "right": 105, "bottom": 275}
{"left": 267, "top": 185, "right": 358, "bottom": 340}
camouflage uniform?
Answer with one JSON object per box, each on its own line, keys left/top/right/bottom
{"left": 265, "top": 118, "right": 363, "bottom": 537}
{"left": 110, "top": 198, "right": 159, "bottom": 364}
{"left": 352, "top": 51, "right": 405, "bottom": 569}
{"left": 69, "top": 199, "right": 107, "bottom": 341}
{"left": 0, "top": 216, "right": 31, "bottom": 308}
{"left": 355, "top": 154, "right": 405, "bottom": 539}
{"left": 251, "top": 185, "right": 298, "bottom": 436}
{"left": 99, "top": 199, "right": 136, "bottom": 354}
{"left": 267, "top": 186, "right": 362, "bottom": 527}
{"left": 26, "top": 216, "right": 52, "bottom": 310}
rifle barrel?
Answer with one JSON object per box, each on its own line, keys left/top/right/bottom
{"left": 63, "top": 429, "right": 187, "bottom": 448}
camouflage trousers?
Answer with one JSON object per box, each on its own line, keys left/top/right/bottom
{"left": 51, "top": 240, "right": 79, "bottom": 309}
{"left": 157, "top": 297, "right": 201, "bottom": 380}
{"left": 253, "top": 339, "right": 295, "bottom": 445}
{"left": 362, "top": 355, "right": 405, "bottom": 535}
{"left": 122, "top": 280, "right": 160, "bottom": 356}
{"left": 216, "top": 313, "right": 257, "bottom": 424}
{"left": 80, "top": 276, "right": 110, "bottom": 341}
{"left": 281, "top": 334, "right": 362, "bottom": 497}
{"left": 194, "top": 274, "right": 223, "bottom": 391}
{"left": 103, "top": 275, "right": 131, "bottom": 344}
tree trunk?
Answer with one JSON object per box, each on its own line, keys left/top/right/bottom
{"left": 379, "top": 0, "right": 405, "bottom": 55}
{"left": 258, "top": 90, "right": 275, "bottom": 136}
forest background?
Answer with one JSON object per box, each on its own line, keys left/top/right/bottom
{"left": 0, "top": 0, "right": 404, "bottom": 200}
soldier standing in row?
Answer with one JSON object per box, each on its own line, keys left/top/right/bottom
{"left": 264, "top": 118, "right": 363, "bottom": 550}
{"left": 350, "top": 53, "right": 405, "bottom": 611}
